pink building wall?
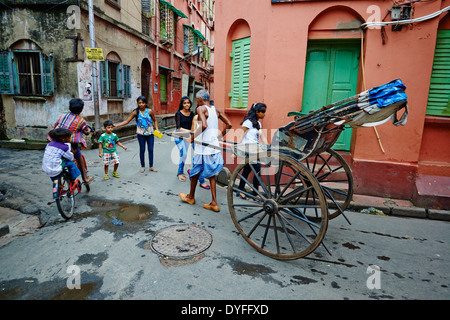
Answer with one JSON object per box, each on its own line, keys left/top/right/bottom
{"left": 214, "top": 0, "right": 450, "bottom": 204}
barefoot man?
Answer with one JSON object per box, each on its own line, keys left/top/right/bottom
{"left": 179, "top": 89, "right": 232, "bottom": 212}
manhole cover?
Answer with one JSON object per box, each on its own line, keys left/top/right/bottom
{"left": 150, "top": 224, "right": 213, "bottom": 259}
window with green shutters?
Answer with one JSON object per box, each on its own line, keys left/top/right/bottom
{"left": 0, "top": 50, "right": 54, "bottom": 96}
{"left": 99, "top": 60, "right": 131, "bottom": 99}
{"left": 229, "top": 37, "right": 251, "bottom": 109}
{"left": 160, "top": 2, "right": 175, "bottom": 44}
{"left": 426, "top": 29, "right": 450, "bottom": 117}
{"left": 183, "top": 25, "right": 206, "bottom": 57}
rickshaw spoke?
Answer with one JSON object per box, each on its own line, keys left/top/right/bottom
{"left": 273, "top": 160, "right": 284, "bottom": 199}
{"left": 323, "top": 185, "right": 348, "bottom": 197}
{"left": 322, "top": 187, "right": 351, "bottom": 225}
{"left": 264, "top": 165, "right": 272, "bottom": 198}
{"left": 232, "top": 184, "right": 264, "bottom": 202}
{"left": 274, "top": 213, "right": 297, "bottom": 253}
{"left": 250, "top": 163, "right": 270, "bottom": 197}
{"left": 272, "top": 214, "right": 281, "bottom": 254}
{"left": 260, "top": 214, "right": 272, "bottom": 249}
{"left": 279, "top": 207, "right": 321, "bottom": 230}
{"left": 236, "top": 208, "right": 265, "bottom": 224}
{"left": 279, "top": 185, "right": 315, "bottom": 204}
{"left": 316, "top": 165, "right": 343, "bottom": 182}
{"left": 233, "top": 203, "right": 264, "bottom": 208}
{"left": 278, "top": 209, "right": 313, "bottom": 245}
{"left": 279, "top": 208, "right": 330, "bottom": 255}
{"left": 247, "top": 212, "right": 268, "bottom": 238}
{"left": 275, "top": 164, "right": 301, "bottom": 202}
{"left": 235, "top": 172, "right": 266, "bottom": 200}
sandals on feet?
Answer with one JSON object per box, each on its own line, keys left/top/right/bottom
{"left": 84, "top": 176, "right": 94, "bottom": 184}
{"left": 179, "top": 193, "right": 195, "bottom": 205}
{"left": 236, "top": 192, "right": 247, "bottom": 200}
{"left": 149, "top": 168, "right": 158, "bottom": 172}
{"left": 203, "top": 203, "right": 220, "bottom": 212}
{"left": 112, "top": 171, "right": 120, "bottom": 178}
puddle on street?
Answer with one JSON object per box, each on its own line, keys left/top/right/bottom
{"left": 51, "top": 282, "right": 99, "bottom": 300}
{"left": 80, "top": 200, "right": 158, "bottom": 236}
{"left": 88, "top": 200, "right": 156, "bottom": 222}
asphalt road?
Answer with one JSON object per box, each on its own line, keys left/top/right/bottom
{"left": 0, "top": 135, "right": 449, "bottom": 303}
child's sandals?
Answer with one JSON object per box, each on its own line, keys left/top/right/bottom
{"left": 112, "top": 171, "right": 120, "bottom": 178}
{"left": 104, "top": 174, "right": 109, "bottom": 180}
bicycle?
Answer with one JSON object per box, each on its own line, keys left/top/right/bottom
{"left": 53, "top": 153, "right": 90, "bottom": 220}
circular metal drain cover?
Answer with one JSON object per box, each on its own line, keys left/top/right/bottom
{"left": 150, "top": 224, "right": 213, "bottom": 259}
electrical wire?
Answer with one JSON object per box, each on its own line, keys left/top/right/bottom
{"left": 361, "top": 5, "right": 450, "bottom": 28}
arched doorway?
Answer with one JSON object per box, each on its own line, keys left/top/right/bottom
{"left": 302, "top": 7, "right": 363, "bottom": 151}
{"left": 141, "top": 58, "right": 152, "bottom": 105}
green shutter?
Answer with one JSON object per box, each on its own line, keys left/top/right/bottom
{"left": 0, "top": 51, "right": 14, "bottom": 94}
{"left": 41, "top": 53, "right": 54, "bottom": 96}
{"left": 142, "top": 0, "right": 153, "bottom": 17}
{"left": 183, "top": 26, "right": 190, "bottom": 54}
{"left": 426, "top": 30, "right": 450, "bottom": 116}
{"left": 160, "top": 73, "right": 167, "bottom": 102}
{"left": 123, "top": 65, "right": 131, "bottom": 98}
{"left": 100, "top": 61, "right": 109, "bottom": 97}
{"left": 117, "top": 64, "right": 124, "bottom": 98}
{"left": 229, "top": 37, "right": 251, "bottom": 109}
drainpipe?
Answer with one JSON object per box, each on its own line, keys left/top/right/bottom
{"left": 88, "top": 0, "right": 100, "bottom": 130}
{"left": 156, "top": 0, "right": 160, "bottom": 78}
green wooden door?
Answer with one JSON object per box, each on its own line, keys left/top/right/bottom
{"left": 302, "top": 40, "right": 360, "bottom": 150}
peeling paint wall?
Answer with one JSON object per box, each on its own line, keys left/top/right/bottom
{"left": 0, "top": 5, "right": 80, "bottom": 141}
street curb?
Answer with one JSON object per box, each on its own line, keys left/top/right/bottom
{"left": 0, "top": 140, "right": 47, "bottom": 150}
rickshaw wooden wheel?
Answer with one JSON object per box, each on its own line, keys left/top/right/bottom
{"left": 301, "top": 148, "right": 353, "bottom": 220}
{"left": 227, "top": 152, "right": 329, "bottom": 260}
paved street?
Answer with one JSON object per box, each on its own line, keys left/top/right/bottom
{"left": 0, "top": 135, "right": 449, "bottom": 302}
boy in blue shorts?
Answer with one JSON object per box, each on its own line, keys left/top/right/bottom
{"left": 178, "top": 89, "right": 232, "bottom": 212}
{"left": 98, "top": 120, "right": 127, "bottom": 180}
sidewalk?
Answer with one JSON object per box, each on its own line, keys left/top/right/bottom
{"left": 349, "top": 193, "right": 450, "bottom": 221}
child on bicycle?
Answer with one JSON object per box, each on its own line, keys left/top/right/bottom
{"left": 98, "top": 120, "right": 127, "bottom": 180}
{"left": 42, "top": 128, "right": 81, "bottom": 181}
{"left": 53, "top": 98, "right": 94, "bottom": 184}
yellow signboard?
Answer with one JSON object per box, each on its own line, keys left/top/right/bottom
{"left": 85, "top": 48, "right": 104, "bottom": 61}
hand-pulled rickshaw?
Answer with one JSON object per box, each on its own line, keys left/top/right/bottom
{"left": 225, "top": 79, "right": 408, "bottom": 260}
{"left": 172, "top": 79, "right": 408, "bottom": 260}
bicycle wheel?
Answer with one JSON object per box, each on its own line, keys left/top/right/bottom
{"left": 79, "top": 154, "right": 90, "bottom": 192}
{"left": 56, "top": 173, "right": 75, "bottom": 219}
{"left": 228, "top": 151, "right": 329, "bottom": 260}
